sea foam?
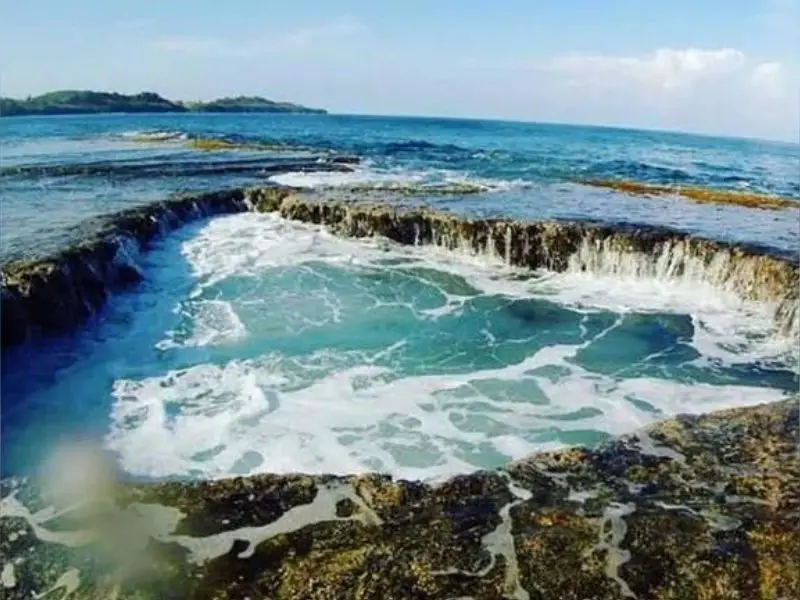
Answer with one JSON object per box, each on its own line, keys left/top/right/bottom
{"left": 98, "top": 213, "right": 793, "bottom": 481}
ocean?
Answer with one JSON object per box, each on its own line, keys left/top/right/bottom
{"left": 1, "top": 112, "right": 798, "bottom": 480}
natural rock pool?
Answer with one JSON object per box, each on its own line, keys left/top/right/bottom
{"left": 3, "top": 200, "right": 796, "bottom": 480}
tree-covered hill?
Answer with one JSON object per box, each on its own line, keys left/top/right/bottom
{"left": 0, "top": 90, "right": 326, "bottom": 116}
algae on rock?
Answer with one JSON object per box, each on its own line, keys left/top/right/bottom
{"left": 1, "top": 398, "right": 798, "bottom": 599}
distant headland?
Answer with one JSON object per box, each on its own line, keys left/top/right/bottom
{"left": 0, "top": 90, "right": 327, "bottom": 117}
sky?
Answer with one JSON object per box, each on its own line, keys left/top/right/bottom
{"left": 1, "top": 0, "right": 798, "bottom": 142}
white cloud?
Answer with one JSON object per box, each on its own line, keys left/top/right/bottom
{"left": 750, "top": 61, "right": 786, "bottom": 97}
{"left": 152, "top": 17, "right": 365, "bottom": 58}
{"left": 517, "top": 47, "right": 798, "bottom": 140}
{"left": 539, "top": 48, "right": 746, "bottom": 90}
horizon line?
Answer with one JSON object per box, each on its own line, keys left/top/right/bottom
{"left": 5, "top": 107, "right": 797, "bottom": 146}
{"left": 2, "top": 89, "right": 797, "bottom": 145}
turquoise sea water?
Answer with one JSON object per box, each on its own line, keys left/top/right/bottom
{"left": 1, "top": 114, "right": 798, "bottom": 479}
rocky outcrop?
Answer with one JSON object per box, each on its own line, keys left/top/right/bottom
{"left": 3, "top": 186, "right": 798, "bottom": 350}
{"left": 1, "top": 398, "right": 798, "bottom": 599}
{"left": 2, "top": 188, "right": 798, "bottom": 597}
{"left": 1, "top": 189, "right": 249, "bottom": 348}
{"left": 303, "top": 181, "right": 496, "bottom": 196}
{"left": 1, "top": 157, "right": 356, "bottom": 179}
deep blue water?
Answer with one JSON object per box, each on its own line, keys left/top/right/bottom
{"left": 2, "top": 113, "right": 798, "bottom": 261}
{"left": 1, "top": 113, "right": 798, "bottom": 481}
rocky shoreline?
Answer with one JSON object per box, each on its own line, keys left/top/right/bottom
{"left": 1, "top": 188, "right": 251, "bottom": 348}
{"left": 1, "top": 397, "right": 798, "bottom": 599}
{"left": 2, "top": 186, "right": 798, "bottom": 350}
{"left": 2, "top": 188, "right": 799, "bottom": 598}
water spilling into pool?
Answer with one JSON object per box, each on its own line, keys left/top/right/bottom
{"left": 3, "top": 211, "right": 794, "bottom": 480}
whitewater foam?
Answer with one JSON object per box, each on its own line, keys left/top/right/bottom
{"left": 268, "top": 164, "right": 528, "bottom": 194}
{"left": 117, "top": 130, "right": 189, "bottom": 142}
{"left": 96, "top": 212, "right": 793, "bottom": 481}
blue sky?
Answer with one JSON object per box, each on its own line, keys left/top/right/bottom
{"left": 1, "top": 0, "right": 798, "bottom": 141}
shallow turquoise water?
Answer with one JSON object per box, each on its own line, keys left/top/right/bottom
{"left": 2, "top": 213, "right": 795, "bottom": 479}
{"left": 1, "top": 114, "right": 798, "bottom": 480}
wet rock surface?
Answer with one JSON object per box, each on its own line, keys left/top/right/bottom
{"left": 0, "top": 189, "right": 250, "bottom": 349}
{"left": 0, "top": 398, "right": 797, "bottom": 599}
{"left": 0, "top": 157, "right": 356, "bottom": 180}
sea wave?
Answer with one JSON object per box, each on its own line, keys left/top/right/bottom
{"left": 581, "top": 159, "right": 694, "bottom": 183}
{"left": 118, "top": 130, "right": 189, "bottom": 142}
{"left": 269, "top": 164, "right": 530, "bottom": 195}
{"left": 380, "top": 139, "right": 470, "bottom": 156}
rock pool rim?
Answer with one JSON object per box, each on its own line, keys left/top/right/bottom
{"left": 1, "top": 184, "right": 798, "bottom": 351}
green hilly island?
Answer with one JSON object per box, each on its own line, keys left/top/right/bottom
{"left": 0, "top": 90, "right": 326, "bottom": 117}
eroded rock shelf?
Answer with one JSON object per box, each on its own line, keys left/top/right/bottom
{"left": 2, "top": 186, "right": 798, "bottom": 350}
{"left": 1, "top": 398, "right": 798, "bottom": 599}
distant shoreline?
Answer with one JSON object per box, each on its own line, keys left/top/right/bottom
{"left": 0, "top": 90, "right": 327, "bottom": 117}
{"left": 1, "top": 95, "right": 794, "bottom": 146}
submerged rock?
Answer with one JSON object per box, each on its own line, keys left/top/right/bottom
{"left": 1, "top": 398, "right": 797, "bottom": 598}
{"left": 582, "top": 179, "right": 799, "bottom": 211}
{"left": 2, "top": 186, "right": 798, "bottom": 351}
{"left": 0, "top": 156, "right": 356, "bottom": 179}
{"left": 308, "top": 181, "right": 494, "bottom": 196}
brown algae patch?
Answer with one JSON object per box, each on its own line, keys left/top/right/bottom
{"left": 583, "top": 179, "right": 798, "bottom": 211}
{"left": 186, "top": 138, "right": 289, "bottom": 152}
{"left": 124, "top": 133, "right": 316, "bottom": 153}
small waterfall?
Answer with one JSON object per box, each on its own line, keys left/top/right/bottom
{"left": 3, "top": 185, "right": 797, "bottom": 350}
{"left": 564, "top": 235, "right": 797, "bottom": 302}
{"left": 504, "top": 225, "right": 513, "bottom": 266}
{"left": 562, "top": 235, "right": 798, "bottom": 337}
{"left": 566, "top": 237, "right": 717, "bottom": 282}
{"left": 110, "top": 234, "right": 146, "bottom": 286}
{"left": 259, "top": 190, "right": 798, "bottom": 339}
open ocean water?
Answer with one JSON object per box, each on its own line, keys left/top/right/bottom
{"left": 1, "top": 113, "right": 798, "bottom": 480}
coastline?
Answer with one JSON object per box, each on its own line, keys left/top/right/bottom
{"left": 1, "top": 177, "right": 797, "bottom": 598}
{"left": 0, "top": 91, "right": 327, "bottom": 117}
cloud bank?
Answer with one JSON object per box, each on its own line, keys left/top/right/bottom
{"left": 525, "top": 47, "right": 796, "bottom": 141}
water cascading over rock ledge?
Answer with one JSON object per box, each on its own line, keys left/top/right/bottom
{"left": 2, "top": 186, "right": 799, "bottom": 350}
{"left": 1, "top": 189, "right": 249, "bottom": 348}
{"left": 252, "top": 188, "right": 799, "bottom": 335}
